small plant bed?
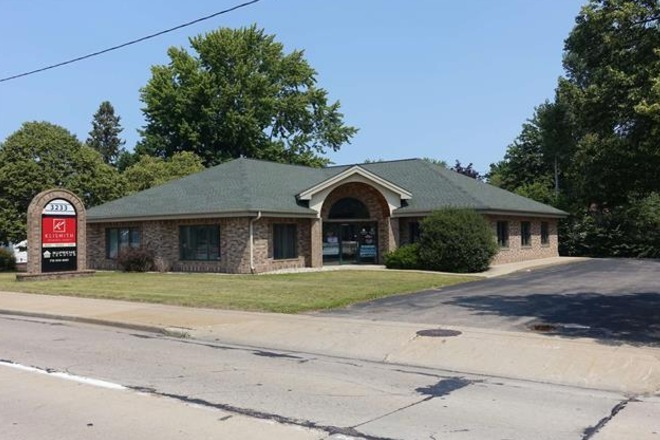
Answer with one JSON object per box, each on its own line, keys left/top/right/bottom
{"left": 0, "top": 270, "right": 476, "bottom": 313}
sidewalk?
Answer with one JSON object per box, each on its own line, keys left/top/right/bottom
{"left": 1, "top": 289, "right": 658, "bottom": 395}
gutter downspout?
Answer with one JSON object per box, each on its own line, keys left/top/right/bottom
{"left": 249, "top": 211, "right": 262, "bottom": 274}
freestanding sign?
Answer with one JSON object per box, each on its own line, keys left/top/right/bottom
{"left": 19, "top": 188, "right": 92, "bottom": 281}
{"left": 41, "top": 199, "right": 77, "bottom": 272}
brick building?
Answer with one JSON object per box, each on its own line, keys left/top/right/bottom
{"left": 86, "top": 158, "right": 567, "bottom": 273}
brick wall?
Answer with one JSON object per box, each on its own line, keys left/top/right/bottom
{"left": 87, "top": 216, "right": 315, "bottom": 274}
{"left": 487, "top": 216, "right": 559, "bottom": 264}
{"left": 398, "top": 215, "right": 559, "bottom": 265}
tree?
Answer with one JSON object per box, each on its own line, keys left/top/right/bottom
{"left": 137, "top": 25, "right": 357, "bottom": 167}
{"left": 0, "top": 122, "right": 126, "bottom": 243}
{"left": 450, "top": 160, "right": 482, "bottom": 180}
{"left": 559, "top": 0, "right": 660, "bottom": 208}
{"left": 86, "top": 101, "right": 126, "bottom": 166}
{"left": 123, "top": 152, "right": 204, "bottom": 193}
{"left": 490, "top": 0, "right": 660, "bottom": 257}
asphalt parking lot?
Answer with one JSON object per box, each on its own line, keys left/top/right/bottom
{"left": 320, "top": 258, "right": 660, "bottom": 346}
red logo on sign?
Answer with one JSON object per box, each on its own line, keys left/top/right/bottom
{"left": 42, "top": 217, "right": 77, "bottom": 247}
{"left": 53, "top": 219, "right": 66, "bottom": 233}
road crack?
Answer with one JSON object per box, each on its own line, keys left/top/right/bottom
{"left": 581, "top": 396, "right": 638, "bottom": 439}
{"left": 127, "top": 386, "right": 399, "bottom": 440}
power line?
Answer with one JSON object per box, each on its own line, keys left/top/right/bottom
{"left": 0, "top": 0, "right": 263, "bottom": 83}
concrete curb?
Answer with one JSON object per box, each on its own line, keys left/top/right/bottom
{"left": 2, "top": 303, "right": 659, "bottom": 396}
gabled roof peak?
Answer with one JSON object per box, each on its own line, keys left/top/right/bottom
{"left": 297, "top": 164, "right": 412, "bottom": 201}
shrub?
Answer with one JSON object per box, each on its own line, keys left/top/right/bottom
{"left": 0, "top": 248, "right": 16, "bottom": 272}
{"left": 418, "top": 209, "right": 497, "bottom": 273}
{"left": 117, "top": 247, "right": 154, "bottom": 272}
{"left": 384, "top": 244, "right": 421, "bottom": 269}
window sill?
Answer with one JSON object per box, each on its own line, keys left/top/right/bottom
{"left": 180, "top": 259, "right": 221, "bottom": 262}
{"left": 273, "top": 257, "right": 300, "bottom": 261}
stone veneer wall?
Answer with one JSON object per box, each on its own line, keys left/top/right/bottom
{"left": 319, "top": 182, "right": 394, "bottom": 264}
{"left": 87, "top": 216, "right": 314, "bottom": 274}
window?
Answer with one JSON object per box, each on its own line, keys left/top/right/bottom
{"left": 409, "top": 222, "right": 421, "bottom": 244}
{"left": 273, "top": 224, "right": 297, "bottom": 259}
{"left": 521, "top": 221, "right": 531, "bottom": 247}
{"left": 496, "top": 221, "right": 509, "bottom": 247}
{"left": 106, "top": 227, "right": 141, "bottom": 259}
{"left": 541, "top": 222, "right": 549, "bottom": 245}
{"left": 179, "top": 225, "right": 220, "bottom": 261}
{"left": 328, "top": 198, "right": 370, "bottom": 219}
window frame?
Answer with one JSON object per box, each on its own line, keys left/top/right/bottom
{"left": 273, "top": 223, "right": 298, "bottom": 260}
{"left": 106, "top": 227, "right": 141, "bottom": 259}
{"left": 496, "top": 221, "right": 509, "bottom": 248}
{"left": 179, "top": 224, "right": 221, "bottom": 261}
{"left": 541, "top": 221, "right": 550, "bottom": 246}
{"left": 520, "top": 221, "right": 532, "bottom": 247}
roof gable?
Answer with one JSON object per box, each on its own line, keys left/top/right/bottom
{"left": 297, "top": 165, "right": 412, "bottom": 201}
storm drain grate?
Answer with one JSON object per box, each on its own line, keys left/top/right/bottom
{"left": 416, "top": 328, "right": 462, "bottom": 337}
{"left": 529, "top": 323, "right": 558, "bottom": 332}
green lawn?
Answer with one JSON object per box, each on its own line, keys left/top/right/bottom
{"left": 0, "top": 270, "right": 477, "bottom": 313}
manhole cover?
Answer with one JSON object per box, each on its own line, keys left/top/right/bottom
{"left": 416, "top": 329, "right": 462, "bottom": 337}
{"left": 529, "top": 324, "right": 557, "bottom": 332}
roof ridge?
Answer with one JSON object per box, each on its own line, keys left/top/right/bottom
{"left": 234, "top": 157, "right": 322, "bottom": 171}
{"left": 420, "top": 160, "right": 488, "bottom": 209}
{"left": 326, "top": 157, "right": 422, "bottom": 169}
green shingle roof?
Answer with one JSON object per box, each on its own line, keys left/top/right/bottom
{"left": 87, "top": 158, "right": 567, "bottom": 221}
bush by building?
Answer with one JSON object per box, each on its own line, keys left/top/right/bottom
{"left": 384, "top": 244, "right": 421, "bottom": 269}
{"left": 117, "top": 247, "right": 154, "bottom": 272}
{"left": 0, "top": 248, "right": 17, "bottom": 272}
{"left": 418, "top": 209, "right": 497, "bottom": 273}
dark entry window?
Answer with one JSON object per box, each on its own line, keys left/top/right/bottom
{"left": 106, "top": 227, "right": 141, "bottom": 259}
{"left": 496, "top": 221, "right": 509, "bottom": 248}
{"left": 180, "top": 225, "right": 220, "bottom": 260}
{"left": 409, "top": 221, "right": 421, "bottom": 244}
{"left": 521, "top": 221, "right": 532, "bottom": 247}
{"left": 541, "top": 222, "right": 550, "bottom": 245}
{"left": 328, "top": 198, "right": 370, "bottom": 219}
{"left": 274, "top": 224, "right": 297, "bottom": 259}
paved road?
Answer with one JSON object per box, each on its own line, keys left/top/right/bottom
{"left": 320, "top": 259, "right": 660, "bottom": 346}
{"left": 3, "top": 315, "right": 658, "bottom": 439}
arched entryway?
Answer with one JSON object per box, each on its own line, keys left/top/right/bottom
{"left": 320, "top": 183, "right": 391, "bottom": 265}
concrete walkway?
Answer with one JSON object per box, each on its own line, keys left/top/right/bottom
{"left": 1, "top": 280, "right": 659, "bottom": 396}
{"left": 265, "top": 256, "right": 589, "bottom": 277}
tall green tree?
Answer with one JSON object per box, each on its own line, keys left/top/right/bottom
{"left": 0, "top": 122, "right": 126, "bottom": 243}
{"left": 86, "top": 101, "right": 126, "bottom": 166}
{"left": 123, "top": 151, "right": 204, "bottom": 193}
{"left": 137, "top": 25, "right": 357, "bottom": 167}
{"left": 490, "top": 0, "right": 660, "bottom": 257}
{"left": 559, "top": 0, "right": 660, "bottom": 208}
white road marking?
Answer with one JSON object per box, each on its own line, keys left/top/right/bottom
{"left": 0, "top": 360, "right": 126, "bottom": 390}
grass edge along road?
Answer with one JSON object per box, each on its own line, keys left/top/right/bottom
{"left": 0, "top": 271, "right": 476, "bottom": 313}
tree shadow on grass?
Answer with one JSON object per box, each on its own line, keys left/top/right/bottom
{"left": 446, "top": 291, "right": 660, "bottom": 346}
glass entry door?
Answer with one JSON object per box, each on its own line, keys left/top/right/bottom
{"left": 323, "top": 222, "right": 377, "bottom": 264}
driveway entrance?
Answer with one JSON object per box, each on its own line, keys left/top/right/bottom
{"left": 319, "top": 259, "right": 660, "bottom": 346}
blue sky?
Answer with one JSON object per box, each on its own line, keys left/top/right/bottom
{"left": 0, "top": 0, "right": 585, "bottom": 172}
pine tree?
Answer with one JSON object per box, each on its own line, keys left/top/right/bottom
{"left": 86, "top": 101, "right": 125, "bottom": 166}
